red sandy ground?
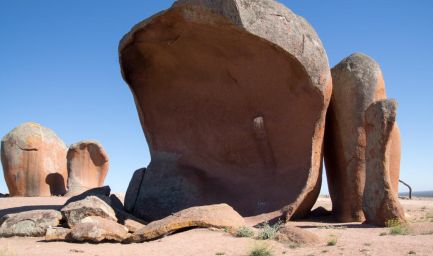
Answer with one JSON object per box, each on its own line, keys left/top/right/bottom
{"left": 0, "top": 196, "right": 432, "bottom": 256}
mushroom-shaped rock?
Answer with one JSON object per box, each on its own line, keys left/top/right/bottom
{"left": 65, "top": 140, "right": 109, "bottom": 196}
{"left": 119, "top": 0, "right": 331, "bottom": 222}
{"left": 324, "top": 53, "right": 401, "bottom": 222}
{"left": 129, "top": 204, "right": 244, "bottom": 242}
{"left": 362, "top": 100, "right": 405, "bottom": 226}
{"left": 1, "top": 122, "right": 68, "bottom": 196}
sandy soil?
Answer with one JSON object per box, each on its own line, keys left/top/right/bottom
{"left": 1, "top": 196, "right": 432, "bottom": 256}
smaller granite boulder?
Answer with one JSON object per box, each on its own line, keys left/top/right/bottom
{"left": 0, "top": 210, "right": 62, "bottom": 237}
{"left": 70, "top": 216, "right": 129, "bottom": 243}
{"left": 275, "top": 225, "right": 320, "bottom": 245}
{"left": 1, "top": 122, "right": 68, "bottom": 196}
{"left": 362, "top": 100, "right": 406, "bottom": 226}
{"left": 129, "top": 204, "right": 245, "bottom": 242}
{"left": 61, "top": 196, "right": 117, "bottom": 228}
{"left": 45, "top": 227, "right": 71, "bottom": 241}
{"left": 66, "top": 140, "right": 109, "bottom": 196}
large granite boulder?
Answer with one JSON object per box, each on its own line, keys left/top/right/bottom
{"left": 65, "top": 140, "right": 109, "bottom": 196}
{"left": 1, "top": 122, "right": 68, "bottom": 196}
{"left": 324, "top": 53, "right": 401, "bottom": 222}
{"left": 129, "top": 204, "right": 244, "bottom": 243}
{"left": 119, "top": 0, "right": 331, "bottom": 221}
{"left": 0, "top": 210, "right": 62, "bottom": 237}
{"left": 362, "top": 100, "right": 405, "bottom": 226}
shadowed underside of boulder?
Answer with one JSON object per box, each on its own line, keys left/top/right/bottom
{"left": 120, "top": 3, "right": 329, "bottom": 222}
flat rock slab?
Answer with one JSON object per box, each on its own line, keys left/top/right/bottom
{"left": 275, "top": 225, "right": 320, "bottom": 245}
{"left": 70, "top": 216, "right": 129, "bottom": 243}
{"left": 61, "top": 196, "right": 117, "bottom": 228}
{"left": 130, "top": 204, "right": 245, "bottom": 242}
{"left": 0, "top": 210, "right": 62, "bottom": 237}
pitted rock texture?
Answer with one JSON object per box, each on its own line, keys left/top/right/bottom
{"left": 61, "top": 195, "right": 117, "bottom": 228}
{"left": 45, "top": 227, "right": 71, "bottom": 241}
{"left": 362, "top": 100, "right": 405, "bottom": 226}
{"left": 119, "top": 0, "right": 331, "bottom": 222}
{"left": 0, "top": 210, "right": 62, "bottom": 237}
{"left": 70, "top": 216, "right": 129, "bottom": 243}
{"left": 65, "top": 140, "right": 109, "bottom": 196}
{"left": 324, "top": 53, "right": 401, "bottom": 222}
{"left": 129, "top": 204, "right": 244, "bottom": 242}
{"left": 1, "top": 122, "right": 68, "bottom": 197}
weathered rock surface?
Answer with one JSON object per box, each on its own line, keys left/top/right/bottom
{"left": 362, "top": 100, "right": 406, "bottom": 226}
{"left": 64, "top": 186, "right": 111, "bottom": 206}
{"left": 45, "top": 227, "right": 71, "bottom": 241}
{"left": 324, "top": 53, "right": 401, "bottom": 222}
{"left": 119, "top": 0, "right": 331, "bottom": 222}
{"left": 61, "top": 196, "right": 117, "bottom": 228}
{"left": 275, "top": 224, "right": 320, "bottom": 245}
{"left": 65, "top": 140, "right": 109, "bottom": 196}
{"left": 1, "top": 122, "right": 68, "bottom": 196}
{"left": 109, "top": 194, "right": 148, "bottom": 232}
{"left": 124, "top": 168, "right": 145, "bottom": 213}
{"left": 70, "top": 216, "right": 129, "bottom": 243}
{"left": 129, "top": 204, "right": 244, "bottom": 242}
{"left": 0, "top": 210, "right": 62, "bottom": 237}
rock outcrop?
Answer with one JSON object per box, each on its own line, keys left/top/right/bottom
{"left": 65, "top": 140, "right": 109, "bottom": 196}
{"left": 119, "top": 0, "right": 331, "bottom": 222}
{"left": 1, "top": 122, "right": 68, "bottom": 196}
{"left": 362, "top": 100, "right": 406, "bottom": 226}
{"left": 61, "top": 195, "right": 117, "bottom": 228}
{"left": 129, "top": 204, "right": 244, "bottom": 242}
{"left": 0, "top": 210, "right": 62, "bottom": 237}
{"left": 324, "top": 53, "right": 401, "bottom": 222}
{"left": 70, "top": 216, "right": 129, "bottom": 243}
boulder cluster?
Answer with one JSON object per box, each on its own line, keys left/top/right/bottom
{"left": 1, "top": 122, "right": 109, "bottom": 197}
{"left": 0, "top": 0, "right": 405, "bottom": 232}
{"left": 120, "top": 0, "right": 405, "bottom": 227}
{"left": 0, "top": 186, "right": 244, "bottom": 243}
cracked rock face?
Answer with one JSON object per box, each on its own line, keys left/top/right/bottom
{"left": 65, "top": 140, "right": 109, "bottom": 196}
{"left": 0, "top": 210, "right": 62, "bottom": 237}
{"left": 61, "top": 195, "right": 117, "bottom": 228}
{"left": 1, "top": 122, "right": 68, "bottom": 196}
{"left": 119, "top": 1, "right": 331, "bottom": 221}
{"left": 324, "top": 53, "right": 401, "bottom": 222}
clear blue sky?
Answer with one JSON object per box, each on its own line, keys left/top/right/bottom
{"left": 1, "top": 1, "right": 432, "bottom": 194}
